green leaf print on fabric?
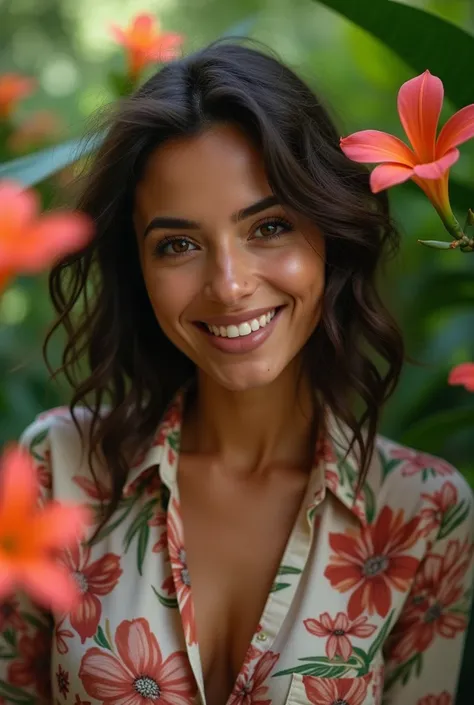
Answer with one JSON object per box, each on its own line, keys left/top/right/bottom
{"left": 0, "top": 679, "right": 36, "bottom": 704}
{"left": 122, "top": 497, "right": 157, "bottom": 575}
{"left": 378, "top": 450, "right": 402, "bottom": 479}
{"left": 28, "top": 428, "right": 49, "bottom": 462}
{"left": 168, "top": 430, "right": 180, "bottom": 452}
{"left": 93, "top": 625, "right": 112, "bottom": 651}
{"left": 438, "top": 499, "right": 472, "bottom": 540}
{"left": 384, "top": 652, "right": 423, "bottom": 690}
{"left": 152, "top": 585, "right": 179, "bottom": 609}
{"left": 277, "top": 565, "right": 302, "bottom": 575}
{"left": 270, "top": 582, "right": 292, "bottom": 593}
{"left": 275, "top": 611, "right": 395, "bottom": 680}
{"left": 90, "top": 496, "right": 136, "bottom": 544}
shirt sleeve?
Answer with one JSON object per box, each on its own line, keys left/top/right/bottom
{"left": 0, "top": 417, "right": 55, "bottom": 705}
{"left": 382, "top": 471, "right": 474, "bottom": 705}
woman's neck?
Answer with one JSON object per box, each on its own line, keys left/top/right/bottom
{"left": 181, "top": 359, "right": 317, "bottom": 477}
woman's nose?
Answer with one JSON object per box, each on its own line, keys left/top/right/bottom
{"left": 204, "top": 244, "right": 256, "bottom": 305}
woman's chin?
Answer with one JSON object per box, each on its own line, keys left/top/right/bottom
{"left": 205, "top": 360, "right": 283, "bottom": 393}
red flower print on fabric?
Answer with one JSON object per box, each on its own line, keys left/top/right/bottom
{"left": 324, "top": 506, "right": 420, "bottom": 618}
{"left": 7, "top": 629, "right": 51, "bottom": 700}
{"left": 79, "top": 617, "right": 196, "bottom": 705}
{"left": 162, "top": 498, "right": 197, "bottom": 645}
{"left": 36, "top": 449, "right": 52, "bottom": 491}
{"left": 73, "top": 475, "right": 112, "bottom": 503}
{"left": 390, "top": 448, "right": 454, "bottom": 477}
{"left": 304, "top": 611, "right": 376, "bottom": 660}
{"left": 387, "top": 539, "right": 470, "bottom": 662}
{"left": 56, "top": 664, "right": 70, "bottom": 697}
{"left": 55, "top": 616, "right": 74, "bottom": 655}
{"left": 389, "top": 537, "right": 471, "bottom": 663}
{"left": 61, "top": 542, "right": 122, "bottom": 642}
{"left": 228, "top": 651, "right": 279, "bottom": 705}
{"left": 74, "top": 695, "right": 91, "bottom": 705}
{"left": 149, "top": 510, "right": 167, "bottom": 553}
{"left": 419, "top": 481, "right": 458, "bottom": 537}
{"left": 0, "top": 597, "right": 25, "bottom": 632}
{"left": 417, "top": 693, "right": 452, "bottom": 705}
{"left": 303, "top": 673, "right": 372, "bottom": 705}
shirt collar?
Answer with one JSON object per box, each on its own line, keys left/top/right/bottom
{"left": 122, "top": 387, "right": 369, "bottom": 525}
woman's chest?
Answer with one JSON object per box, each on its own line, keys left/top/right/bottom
{"left": 51, "top": 489, "right": 424, "bottom": 705}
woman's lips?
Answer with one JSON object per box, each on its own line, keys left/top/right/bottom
{"left": 195, "top": 306, "right": 284, "bottom": 354}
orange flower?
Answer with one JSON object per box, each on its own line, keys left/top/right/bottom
{"left": 7, "top": 110, "right": 64, "bottom": 154}
{"left": 0, "top": 444, "right": 90, "bottom": 612}
{"left": 0, "top": 74, "right": 36, "bottom": 119}
{"left": 340, "top": 71, "right": 474, "bottom": 224}
{"left": 0, "top": 180, "right": 93, "bottom": 292}
{"left": 110, "top": 13, "right": 184, "bottom": 80}
{"left": 448, "top": 362, "right": 474, "bottom": 391}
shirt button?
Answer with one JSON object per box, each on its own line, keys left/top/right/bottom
{"left": 256, "top": 632, "right": 267, "bottom": 642}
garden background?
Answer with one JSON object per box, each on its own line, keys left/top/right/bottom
{"left": 0, "top": 0, "right": 473, "bottom": 701}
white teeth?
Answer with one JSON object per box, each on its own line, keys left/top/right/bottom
{"left": 238, "top": 322, "right": 252, "bottom": 336}
{"left": 204, "top": 308, "right": 277, "bottom": 338}
{"left": 227, "top": 325, "right": 239, "bottom": 338}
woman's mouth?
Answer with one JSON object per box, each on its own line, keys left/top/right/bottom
{"left": 195, "top": 306, "right": 284, "bottom": 354}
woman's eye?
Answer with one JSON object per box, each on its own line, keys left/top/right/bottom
{"left": 253, "top": 219, "right": 293, "bottom": 240}
{"left": 155, "top": 237, "right": 197, "bottom": 257}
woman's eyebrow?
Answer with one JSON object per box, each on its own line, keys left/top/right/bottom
{"left": 143, "top": 195, "right": 280, "bottom": 238}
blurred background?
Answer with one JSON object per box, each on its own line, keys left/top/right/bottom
{"left": 0, "top": 0, "right": 473, "bottom": 700}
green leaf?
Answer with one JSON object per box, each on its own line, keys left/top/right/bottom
{"left": 22, "top": 612, "right": 49, "bottom": 631}
{"left": 93, "top": 625, "right": 112, "bottom": 650}
{"left": 0, "top": 679, "right": 35, "bottom": 704}
{"left": 107, "top": 70, "right": 135, "bottom": 98}
{"left": 418, "top": 240, "right": 454, "bottom": 250}
{"left": 438, "top": 500, "right": 471, "bottom": 540}
{"left": 277, "top": 565, "right": 302, "bottom": 575}
{"left": 400, "top": 407, "right": 474, "bottom": 454}
{"left": 29, "top": 428, "right": 48, "bottom": 450}
{"left": 91, "top": 499, "right": 136, "bottom": 544}
{"left": 274, "top": 662, "right": 352, "bottom": 678}
{"left": 137, "top": 522, "right": 150, "bottom": 576}
{"left": 0, "top": 132, "right": 104, "bottom": 187}
{"left": 152, "top": 585, "right": 178, "bottom": 608}
{"left": 2, "top": 628, "right": 16, "bottom": 647}
{"left": 362, "top": 481, "right": 376, "bottom": 524}
{"left": 384, "top": 653, "right": 423, "bottom": 690}
{"left": 123, "top": 497, "right": 157, "bottom": 552}
{"left": 270, "top": 582, "right": 291, "bottom": 593}
{"left": 367, "top": 610, "right": 394, "bottom": 664}
{"left": 314, "top": 0, "right": 474, "bottom": 108}
{"left": 379, "top": 451, "right": 401, "bottom": 479}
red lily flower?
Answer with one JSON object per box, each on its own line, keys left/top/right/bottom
{"left": 0, "top": 74, "right": 35, "bottom": 119}
{"left": 0, "top": 180, "right": 93, "bottom": 292}
{"left": 448, "top": 362, "right": 474, "bottom": 391}
{"left": 110, "top": 13, "right": 184, "bottom": 80}
{"left": 340, "top": 70, "right": 474, "bottom": 224}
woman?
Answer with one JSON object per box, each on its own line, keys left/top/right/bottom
{"left": 3, "top": 41, "right": 472, "bottom": 705}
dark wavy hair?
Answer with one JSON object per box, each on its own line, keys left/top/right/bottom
{"left": 45, "top": 40, "right": 404, "bottom": 526}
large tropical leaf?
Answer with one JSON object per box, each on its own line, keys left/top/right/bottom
{"left": 314, "top": 0, "right": 474, "bottom": 108}
{"left": 0, "top": 134, "right": 104, "bottom": 187}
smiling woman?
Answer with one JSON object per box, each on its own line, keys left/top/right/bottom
{"left": 6, "top": 39, "right": 473, "bottom": 705}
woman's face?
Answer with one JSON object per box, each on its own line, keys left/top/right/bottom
{"left": 134, "top": 124, "right": 325, "bottom": 392}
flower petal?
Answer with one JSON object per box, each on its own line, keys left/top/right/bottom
{"left": 0, "top": 445, "right": 38, "bottom": 520}
{"left": 34, "top": 503, "right": 90, "bottom": 550}
{"left": 115, "top": 618, "right": 162, "bottom": 676}
{"left": 19, "top": 561, "right": 81, "bottom": 612}
{"left": 436, "top": 104, "right": 474, "bottom": 156}
{"left": 370, "top": 163, "right": 414, "bottom": 193}
{"left": 413, "top": 148, "right": 459, "bottom": 179}
{"left": 397, "top": 70, "right": 443, "bottom": 162}
{"left": 448, "top": 362, "right": 474, "bottom": 391}
{"left": 340, "top": 130, "right": 415, "bottom": 165}
{"left": 5, "top": 212, "right": 93, "bottom": 271}
{"left": 304, "top": 617, "right": 330, "bottom": 637}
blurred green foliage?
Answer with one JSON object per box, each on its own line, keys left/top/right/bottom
{"left": 0, "top": 0, "right": 473, "bottom": 700}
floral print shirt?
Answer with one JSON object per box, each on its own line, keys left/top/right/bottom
{"left": 1, "top": 389, "right": 473, "bottom": 705}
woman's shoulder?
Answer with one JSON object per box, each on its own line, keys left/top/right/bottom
{"left": 19, "top": 405, "right": 110, "bottom": 500}
{"left": 372, "top": 434, "right": 474, "bottom": 533}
